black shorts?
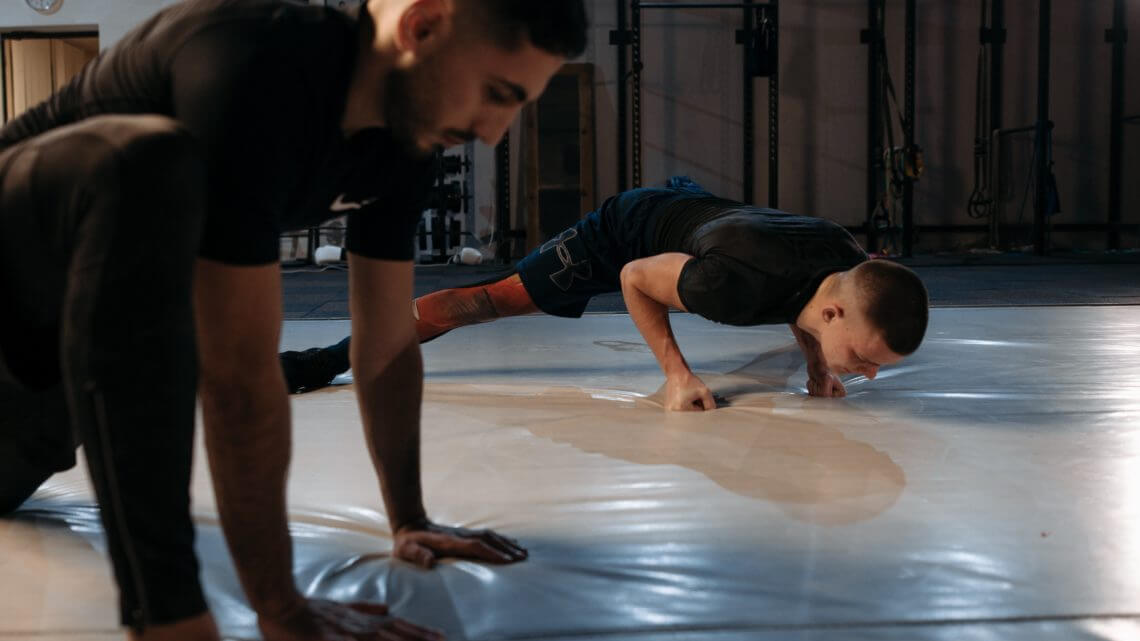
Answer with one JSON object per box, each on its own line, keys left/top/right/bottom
{"left": 516, "top": 178, "right": 711, "bottom": 317}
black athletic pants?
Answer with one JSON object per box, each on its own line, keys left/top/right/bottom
{"left": 0, "top": 115, "right": 208, "bottom": 628}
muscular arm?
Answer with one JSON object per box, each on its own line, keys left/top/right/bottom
{"left": 789, "top": 324, "right": 827, "bottom": 379}
{"left": 194, "top": 260, "right": 300, "bottom": 617}
{"left": 789, "top": 323, "right": 846, "bottom": 398}
{"left": 620, "top": 253, "right": 716, "bottom": 411}
{"left": 346, "top": 254, "right": 530, "bottom": 568}
{"left": 347, "top": 254, "right": 427, "bottom": 531}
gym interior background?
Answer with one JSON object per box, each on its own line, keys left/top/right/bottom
{"left": 5, "top": 0, "right": 1135, "bottom": 266}
{"left": 3, "top": 1, "right": 1140, "bottom": 641}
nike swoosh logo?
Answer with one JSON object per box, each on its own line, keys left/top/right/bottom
{"left": 330, "top": 193, "right": 379, "bottom": 212}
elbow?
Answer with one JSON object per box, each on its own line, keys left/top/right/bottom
{"left": 620, "top": 262, "right": 640, "bottom": 291}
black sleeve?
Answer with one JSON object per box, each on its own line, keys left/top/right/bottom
{"left": 344, "top": 154, "right": 435, "bottom": 261}
{"left": 169, "top": 20, "right": 314, "bottom": 265}
{"left": 345, "top": 202, "right": 421, "bottom": 262}
{"left": 677, "top": 253, "right": 766, "bottom": 326}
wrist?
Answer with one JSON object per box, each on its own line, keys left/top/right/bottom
{"left": 807, "top": 364, "right": 830, "bottom": 379}
{"left": 662, "top": 356, "right": 692, "bottom": 379}
{"left": 251, "top": 588, "right": 305, "bottom": 622}
{"left": 392, "top": 511, "right": 430, "bottom": 535}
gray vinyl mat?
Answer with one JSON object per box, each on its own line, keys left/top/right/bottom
{"left": 4, "top": 305, "right": 1139, "bottom": 640}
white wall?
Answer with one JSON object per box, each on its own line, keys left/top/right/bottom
{"left": 0, "top": 0, "right": 179, "bottom": 47}
{"left": 6, "top": 0, "right": 1135, "bottom": 253}
{"left": 586, "top": 0, "right": 1140, "bottom": 252}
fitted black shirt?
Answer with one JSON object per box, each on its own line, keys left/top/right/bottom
{"left": 642, "top": 192, "right": 868, "bottom": 326}
{"left": 0, "top": 0, "right": 434, "bottom": 265}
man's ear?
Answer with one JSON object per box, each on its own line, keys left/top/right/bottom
{"left": 394, "top": 0, "right": 455, "bottom": 57}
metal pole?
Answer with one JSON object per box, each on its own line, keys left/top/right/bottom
{"left": 742, "top": 0, "right": 755, "bottom": 203}
{"left": 865, "top": 0, "right": 883, "bottom": 254}
{"left": 768, "top": 1, "right": 779, "bottom": 208}
{"left": 494, "top": 135, "right": 511, "bottom": 262}
{"left": 617, "top": 0, "right": 629, "bottom": 192}
{"left": 307, "top": 227, "right": 318, "bottom": 264}
{"left": 902, "top": 0, "right": 916, "bottom": 257}
{"left": 1107, "top": 0, "right": 1125, "bottom": 250}
{"left": 641, "top": 2, "right": 763, "bottom": 7}
{"left": 631, "top": 0, "right": 778, "bottom": 196}
{"left": 990, "top": 0, "right": 1005, "bottom": 246}
{"left": 990, "top": 0, "right": 1004, "bottom": 141}
{"left": 1033, "top": 0, "right": 1051, "bottom": 256}
{"left": 1, "top": 36, "right": 7, "bottom": 123}
{"left": 631, "top": 0, "right": 643, "bottom": 188}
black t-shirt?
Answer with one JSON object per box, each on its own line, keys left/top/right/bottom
{"left": 0, "top": 0, "right": 434, "bottom": 265}
{"left": 645, "top": 193, "right": 868, "bottom": 326}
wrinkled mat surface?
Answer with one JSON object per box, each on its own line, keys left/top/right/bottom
{"left": 3, "top": 307, "right": 1139, "bottom": 640}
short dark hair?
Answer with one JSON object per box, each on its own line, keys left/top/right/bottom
{"left": 851, "top": 260, "right": 929, "bottom": 356}
{"left": 460, "top": 0, "right": 589, "bottom": 58}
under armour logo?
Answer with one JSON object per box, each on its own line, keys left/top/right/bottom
{"left": 540, "top": 228, "right": 592, "bottom": 291}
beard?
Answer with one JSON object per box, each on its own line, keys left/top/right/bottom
{"left": 381, "top": 63, "right": 443, "bottom": 159}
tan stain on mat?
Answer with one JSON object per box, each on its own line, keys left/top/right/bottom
{"left": 423, "top": 376, "right": 906, "bottom": 526}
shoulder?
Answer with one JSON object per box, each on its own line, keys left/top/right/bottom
{"left": 156, "top": 0, "right": 354, "bottom": 65}
{"left": 721, "top": 208, "right": 854, "bottom": 240}
{"left": 165, "top": 1, "right": 355, "bottom": 122}
{"left": 607, "top": 187, "right": 679, "bottom": 213}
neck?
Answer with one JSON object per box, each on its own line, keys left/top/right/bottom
{"left": 794, "top": 272, "right": 842, "bottom": 340}
{"left": 341, "top": 1, "right": 394, "bottom": 135}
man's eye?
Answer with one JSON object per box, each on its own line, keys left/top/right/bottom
{"left": 487, "top": 87, "right": 510, "bottom": 105}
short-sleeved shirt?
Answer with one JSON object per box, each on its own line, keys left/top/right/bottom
{"left": 649, "top": 195, "right": 868, "bottom": 326}
{"left": 514, "top": 180, "right": 868, "bottom": 325}
{"left": 0, "top": 0, "right": 434, "bottom": 265}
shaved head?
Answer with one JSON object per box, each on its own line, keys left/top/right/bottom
{"left": 847, "top": 260, "right": 929, "bottom": 356}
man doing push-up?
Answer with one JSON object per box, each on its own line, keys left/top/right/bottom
{"left": 282, "top": 177, "right": 929, "bottom": 411}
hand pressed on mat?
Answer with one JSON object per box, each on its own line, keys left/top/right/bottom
{"left": 259, "top": 598, "right": 443, "bottom": 641}
{"left": 394, "top": 518, "right": 528, "bottom": 569}
{"left": 807, "top": 372, "right": 847, "bottom": 398}
{"left": 665, "top": 371, "right": 717, "bottom": 411}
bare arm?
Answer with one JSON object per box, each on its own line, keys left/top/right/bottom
{"left": 194, "top": 260, "right": 299, "bottom": 616}
{"left": 788, "top": 323, "right": 846, "bottom": 398}
{"left": 348, "top": 253, "right": 527, "bottom": 567}
{"left": 347, "top": 254, "right": 427, "bottom": 531}
{"left": 194, "top": 259, "right": 445, "bottom": 641}
{"left": 620, "top": 253, "right": 716, "bottom": 411}
{"left": 789, "top": 324, "right": 827, "bottom": 378}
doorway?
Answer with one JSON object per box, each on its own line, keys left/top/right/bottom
{"left": 2, "top": 32, "right": 98, "bottom": 123}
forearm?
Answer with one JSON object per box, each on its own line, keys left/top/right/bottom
{"left": 789, "top": 324, "right": 828, "bottom": 378}
{"left": 200, "top": 373, "right": 298, "bottom": 616}
{"left": 353, "top": 337, "right": 427, "bottom": 532}
{"left": 622, "top": 273, "right": 690, "bottom": 378}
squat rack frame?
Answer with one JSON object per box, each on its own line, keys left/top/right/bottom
{"left": 1107, "top": 0, "right": 1130, "bottom": 250}
{"left": 861, "top": 0, "right": 918, "bottom": 257}
{"left": 612, "top": 1, "right": 780, "bottom": 207}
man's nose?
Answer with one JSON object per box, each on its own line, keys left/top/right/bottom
{"left": 474, "top": 107, "right": 518, "bottom": 146}
{"left": 863, "top": 365, "right": 879, "bottom": 380}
